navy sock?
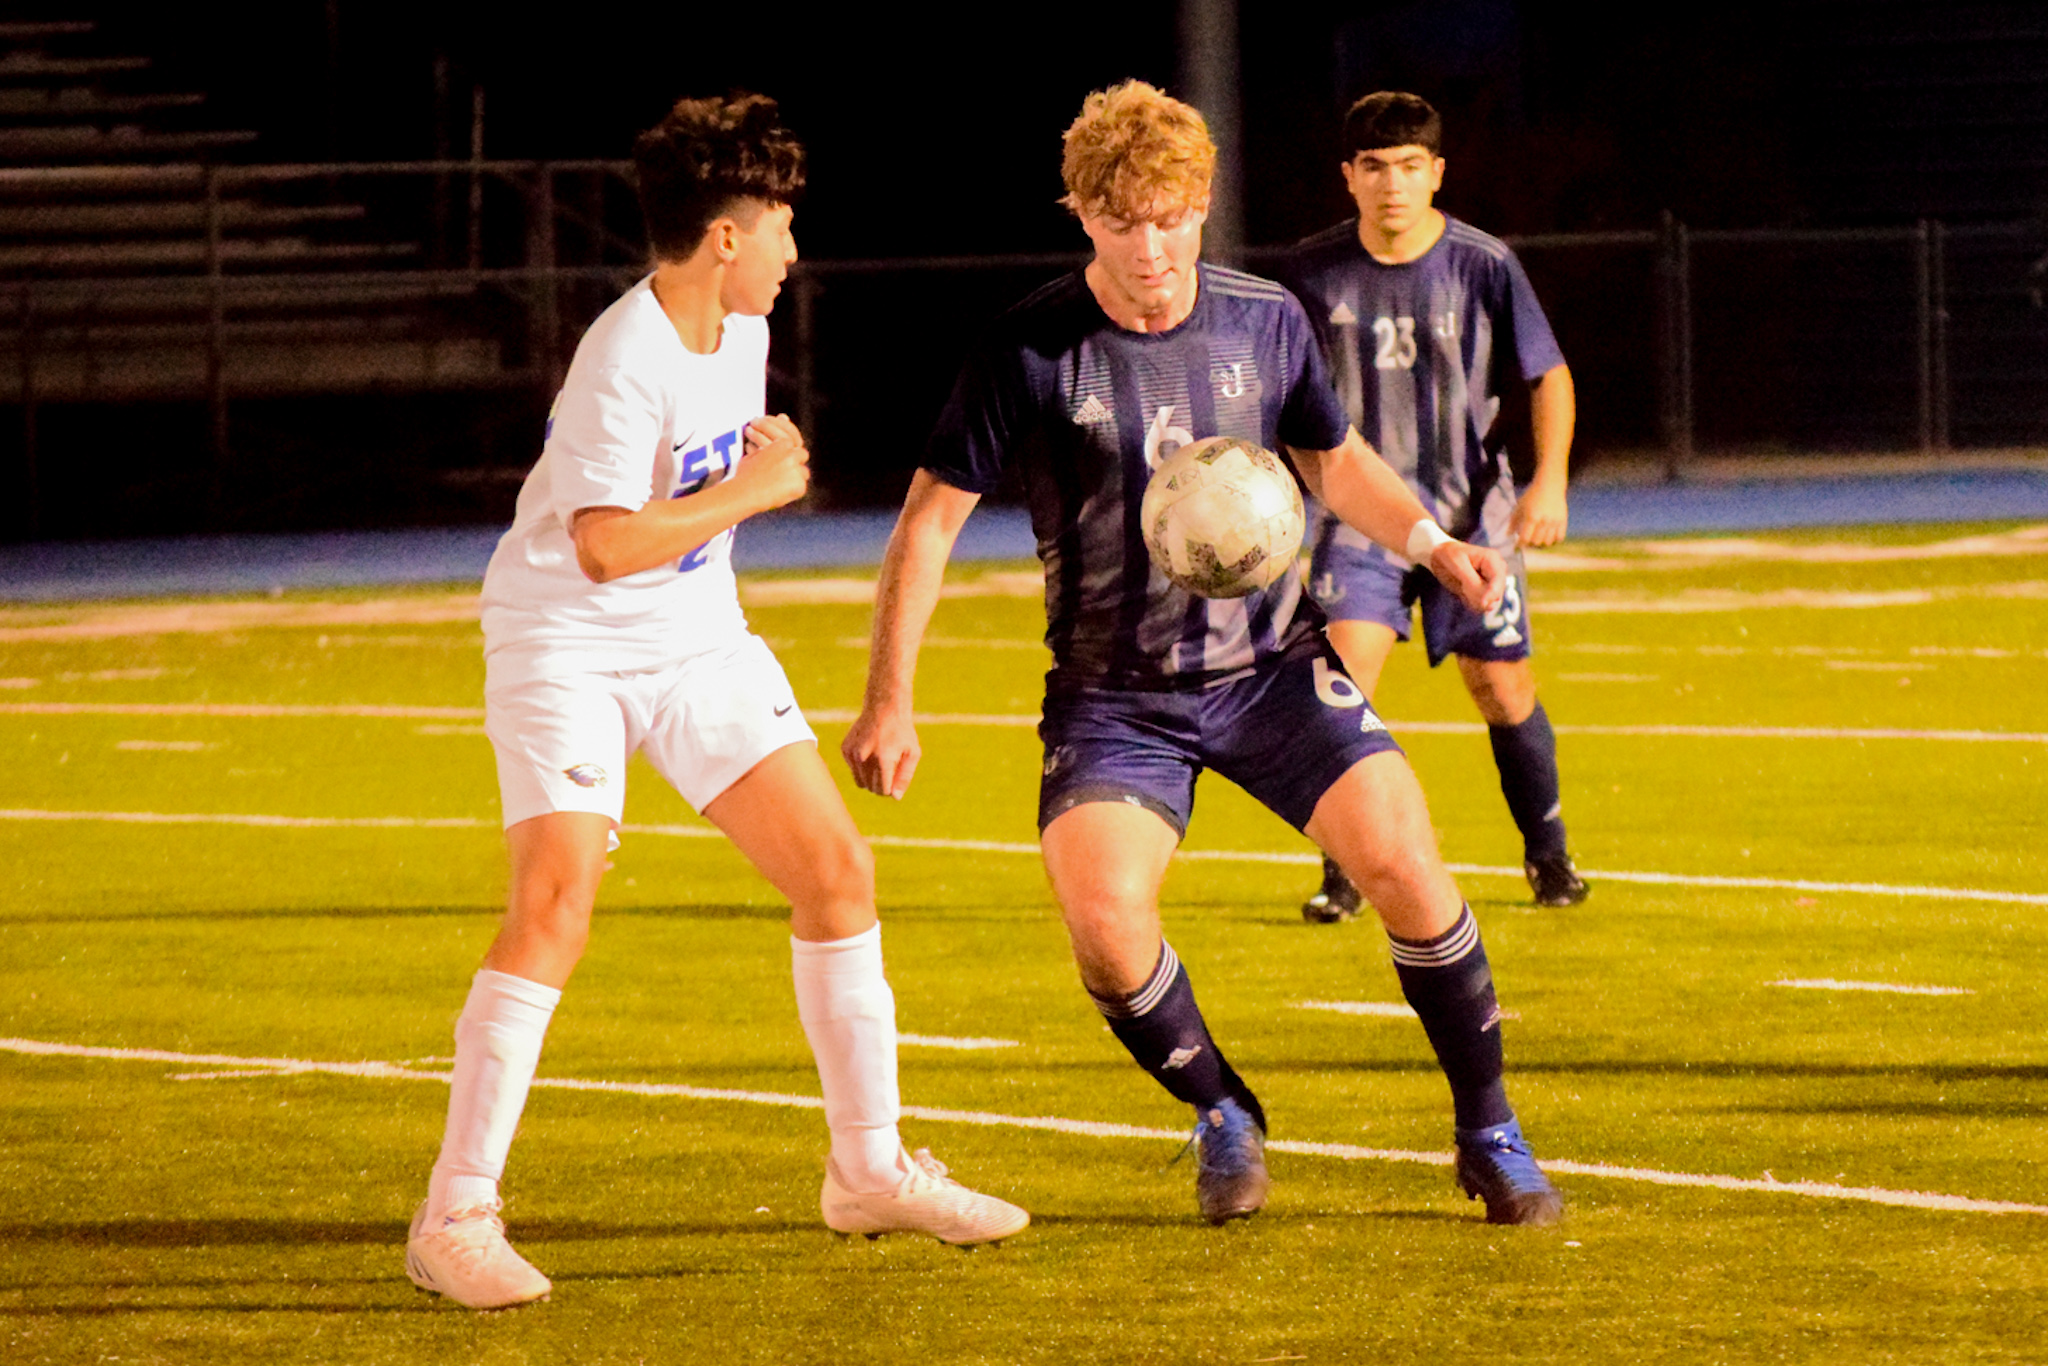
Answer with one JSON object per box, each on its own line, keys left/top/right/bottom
{"left": 1388, "top": 905, "right": 1515, "bottom": 1131}
{"left": 1488, "top": 702, "right": 1567, "bottom": 862}
{"left": 1090, "top": 943, "right": 1266, "bottom": 1132}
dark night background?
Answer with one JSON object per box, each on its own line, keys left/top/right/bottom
{"left": 7, "top": 1, "right": 2048, "bottom": 540}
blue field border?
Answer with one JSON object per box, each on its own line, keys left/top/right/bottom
{"left": 3, "top": 465, "right": 2046, "bottom": 604}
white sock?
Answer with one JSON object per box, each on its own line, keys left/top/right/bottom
{"left": 424, "top": 968, "right": 561, "bottom": 1224}
{"left": 791, "top": 924, "right": 904, "bottom": 1192}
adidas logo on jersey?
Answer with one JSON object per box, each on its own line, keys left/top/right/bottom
{"left": 1072, "top": 393, "right": 1113, "bottom": 425}
{"left": 1329, "top": 302, "right": 1358, "bottom": 326}
{"left": 1492, "top": 625, "right": 1524, "bottom": 647}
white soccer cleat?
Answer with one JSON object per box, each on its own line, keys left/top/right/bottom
{"left": 820, "top": 1147, "right": 1030, "bottom": 1246}
{"left": 405, "top": 1200, "right": 552, "bottom": 1309}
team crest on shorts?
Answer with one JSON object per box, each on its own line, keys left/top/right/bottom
{"left": 562, "top": 763, "right": 609, "bottom": 788}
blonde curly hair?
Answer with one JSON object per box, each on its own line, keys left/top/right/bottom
{"left": 1060, "top": 81, "right": 1215, "bottom": 221}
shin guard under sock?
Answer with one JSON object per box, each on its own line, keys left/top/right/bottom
{"left": 428, "top": 968, "right": 560, "bottom": 1222}
{"left": 792, "top": 924, "right": 905, "bottom": 1192}
{"left": 1089, "top": 943, "right": 1265, "bottom": 1132}
{"left": 1489, "top": 702, "right": 1567, "bottom": 862}
{"left": 1388, "top": 906, "right": 1514, "bottom": 1131}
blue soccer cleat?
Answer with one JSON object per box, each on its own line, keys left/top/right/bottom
{"left": 1454, "top": 1118, "right": 1564, "bottom": 1226}
{"left": 1193, "top": 1096, "right": 1270, "bottom": 1225}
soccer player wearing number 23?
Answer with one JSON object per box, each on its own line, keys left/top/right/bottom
{"left": 402, "top": 94, "right": 1026, "bottom": 1313}
{"left": 844, "top": 82, "right": 1563, "bottom": 1228}
{"left": 1283, "top": 91, "right": 1590, "bottom": 921}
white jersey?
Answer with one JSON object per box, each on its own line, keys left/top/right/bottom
{"left": 481, "top": 277, "right": 764, "bottom": 686}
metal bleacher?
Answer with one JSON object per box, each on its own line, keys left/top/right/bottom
{"left": 0, "top": 18, "right": 639, "bottom": 417}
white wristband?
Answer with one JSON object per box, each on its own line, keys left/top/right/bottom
{"left": 1405, "top": 518, "right": 1453, "bottom": 563}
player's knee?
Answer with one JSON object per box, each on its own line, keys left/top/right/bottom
{"left": 809, "top": 830, "right": 876, "bottom": 907}
{"left": 506, "top": 880, "right": 595, "bottom": 953}
{"left": 1462, "top": 660, "right": 1536, "bottom": 725}
{"left": 1346, "top": 841, "right": 1441, "bottom": 905}
{"left": 1058, "top": 860, "right": 1157, "bottom": 921}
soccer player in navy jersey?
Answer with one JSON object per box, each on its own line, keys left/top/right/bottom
{"left": 843, "top": 81, "right": 1563, "bottom": 1227}
{"left": 1283, "top": 92, "right": 1589, "bottom": 922}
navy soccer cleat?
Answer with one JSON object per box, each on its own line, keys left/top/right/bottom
{"left": 1301, "top": 855, "right": 1363, "bottom": 924}
{"left": 1524, "top": 854, "right": 1589, "bottom": 908}
{"left": 1192, "top": 1097, "right": 1270, "bottom": 1224}
{"left": 1454, "top": 1119, "right": 1564, "bottom": 1226}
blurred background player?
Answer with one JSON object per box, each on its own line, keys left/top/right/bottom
{"left": 1284, "top": 91, "right": 1589, "bottom": 922}
{"left": 843, "top": 81, "right": 1563, "bottom": 1229}
{"left": 404, "top": 93, "right": 1026, "bottom": 1312}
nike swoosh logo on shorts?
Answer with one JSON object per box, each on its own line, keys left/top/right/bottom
{"left": 774, "top": 704, "right": 793, "bottom": 716}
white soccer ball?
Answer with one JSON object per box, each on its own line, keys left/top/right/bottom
{"left": 1140, "top": 436, "right": 1306, "bottom": 598}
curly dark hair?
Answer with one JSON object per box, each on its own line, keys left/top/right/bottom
{"left": 1342, "top": 91, "right": 1442, "bottom": 158}
{"left": 632, "top": 93, "right": 806, "bottom": 261}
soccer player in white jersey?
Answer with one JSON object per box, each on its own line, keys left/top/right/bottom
{"left": 403, "top": 93, "right": 1026, "bottom": 1312}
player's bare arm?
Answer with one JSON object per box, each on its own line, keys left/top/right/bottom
{"left": 841, "top": 470, "right": 982, "bottom": 799}
{"left": 570, "top": 414, "right": 810, "bottom": 582}
{"left": 1292, "top": 428, "right": 1505, "bottom": 611}
{"left": 1510, "top": 363, "right": 1576, "bottom": 548}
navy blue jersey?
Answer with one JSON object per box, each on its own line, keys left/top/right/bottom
{"left": 1282, "top": 216, "right": 1564, "bottom": 550}
{"left": 925, "top": 266, "right": 1352, "bottom": 693}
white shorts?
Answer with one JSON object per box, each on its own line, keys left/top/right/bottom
{"left": 484, "top": 634, "right": 817, "bottom": 829}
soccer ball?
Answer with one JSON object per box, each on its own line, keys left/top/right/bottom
{"left": 1140, "top": 436, "right": 1305, "bottom": 598}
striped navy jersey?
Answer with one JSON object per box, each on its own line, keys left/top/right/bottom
{"left": 925, "top": 266, "right": 1351, "bottom": 694}
{"left": 1282, "top": 216, "right": 1564, "bottom": 550}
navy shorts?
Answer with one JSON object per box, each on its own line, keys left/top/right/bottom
{"left": 1309, "top": 534, "right": 1534, "bottom": 668}
{"left": 1037, "top": 647, "right": 1404, "bottom": 837}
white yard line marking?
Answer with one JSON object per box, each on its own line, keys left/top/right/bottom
{"left": 171, "top": 1068, "right": 318, "bottom": 1081}
{"left": 61, "top": 668, "right": 179, "bottom": 681}
{"left": 3, "top": 807, "right": 2044, "bottom": 907}
{"left": 0, "top": 677, "right": 38, "bottom": 689}
{"left": 1771, "top": 979, "right": 1975, "bottom": 996}
{"left": 1293, "top": 1000, "right": 1520, "bottom": 1022}
{"left": 0, "top": 809, "right": 496, "bottom": 831}
{"left": 0, "top": 594, "right": 485, "bottom": 643}
{"left": 1529, "top": 524, "right": 2048, "bottom": 571}
{"left": 1295, "top": 1001, "right": 1417, "bottom": 1019}
{"left": 1566, "top": 642, "right": 2048, "bottom": 662}
{"left": 898, "top": 1034, "right": 1021, "bottom": 1050}
{"left": 806, "top": 708, "right": 1039, "bottom": 728}
{"left": 1554, "top": 723, "right": 2048, "bottom": 743}
{"left": 1546, "top": 867, "right": 2048, "bottom": 907}
{"left": 3, "top": 1035, "right": 2040, "bottom": 1218}
{"left": 5, "top": 701, "right": 2043, "bottom": 745}
{"left": 835, "top": 637, "right": 1046, "bottom": 651}
{"left": 0, "top": 702, "right": 487, "bottom": 718}
{"left": 738, "top": 572, "right": 1042, "bottom": 606}
{"left": 114, "top": 740, "right": 210, "bottom": 751}
{"left": 1537, "top": 581, "right": 2048, "bottom": 614}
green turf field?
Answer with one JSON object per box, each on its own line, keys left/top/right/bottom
{"left": 3, "top": 521, "right": 2045, "bottom": 1364}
